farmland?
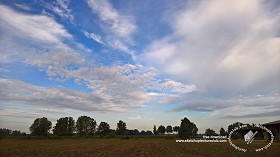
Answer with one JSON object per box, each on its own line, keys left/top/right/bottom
{"left": 0, "top": 138, "right": 279, "bottom": 157}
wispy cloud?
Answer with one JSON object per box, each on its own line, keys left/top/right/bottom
{"left": 83, "top": 30, "right": 104, "bottom": 44}
{"left": 87, "top": 0, "right": 136, "bottom": 39}
{"left": 40, "top": 0, "right": 74, "bottom": 23}
{"left": 86, "top": 0, "right": 136, "bottom": 53}
{"left": 14, "top": 3, "right": 31, "bottom": 11}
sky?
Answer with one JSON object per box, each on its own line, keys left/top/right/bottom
{"left": 0, "top": 0, "right": 279, "bottom": 133}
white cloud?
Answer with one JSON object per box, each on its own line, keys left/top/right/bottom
{"left": 87, "top": 0, "right": 136, "bottom": 39}
{"left": 83, "top": 31, "right": 104, "bottom": 44}
{"left": 40, "top": 0, "right": 74, "bottom": 23}
{"left": 0, "top": 4, "right": 196, "bottom": 114}
{"left": 0, "top": 5, "right": 71, "bottom": 43}
{"left": 14, "top": 3, "right": 31, "bottom": 11}
{"left": 0, "top": 4, "right": 89, "bottom": 65}
{"left": 86, "top": 0, "right": 136, "bottom": 54}
{"left": 141, "top": 0, "right": 280, "bottom": 95}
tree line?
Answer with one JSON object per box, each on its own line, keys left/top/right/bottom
{"left": 0, "top": 128, "right": 26, "bottom": 136}
{"left": 1, "top": 115, "right": 251, "bottom": 139}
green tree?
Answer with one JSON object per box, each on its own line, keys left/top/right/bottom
{"left": 179, "top": 117, "right": 198, "bottom": 138}
{"left": 227, "top": 122, "right": 243, "bottom": 133}
{"left": 219, "top": 127, "right": 227, "bottom": 136}
{"left": 205, "top": 128, "right": 217, "bottom": 136}
{"left": 173, "top": 126, "right": 180, "bottom": 133}
{"left": 158, "top": 125, "right": 166, "bottom": 134}
{"left": 166, "top": 125, "right": 173, "bottom": 134}
{"left": 116, "top": 120, "right": 126, "bottom": 135}
{"left": 53, "top": 117, "right": 75, "bottom": 136}
{"left": 76, "top": 116, "right": 96, "bottom": 136}
{"left": 29, "top": 117, "right": 52, "bottom": 136}
{"left": 146, "top": 130, "right": 153, "bottom": 135}
{"left": 153, "top": 125, "right": 158, "bottom": 135}
{"left": 12, "top": 130, "right": 21, "bottom": 136}
{"left": 97, "top": 122, "right": 110, "bottom": 136}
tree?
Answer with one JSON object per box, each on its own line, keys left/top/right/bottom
{"left": 53, "top": 117, "right": 75, "bottom": 136}
{"left": 205, "top": 128, "right": 217, "bottom": 136}
{"left": 0, "top": 128, "right": 12, "bottom": 136}
{"left": 97, "top": 122, "right": 110, "bottom": 136}
{"left": 12, "top": 130, "right": 21, "bottom": 136}
{"left": 219, "top": 127, "right": 227, "bottom": 136}
{"left": 158, "top": 125, "right": 166, "bottom": 134}
{"left": 116, "top": 120, "right": 126, "bottom": 135}
{"left": 140, "top": 130, "right": 146, "bottom": 135}
{"left": 133, "top": 129, "right": 140, "bottom": 135}
{"left": 179, "top": 117, "right": 198, "bottom": 138}
{"left": 153, "top": 125, "right": 158, "bottom": 135}
{"left": 146, "top": 130, "right": 153, "bottom": 135}
{"left": 227, "top": 122, "right": 243, "bottom": 133}
{"left": 227, "top": 122, "right": 243, "bottom": 139}
{"left": 76, "top": 116, "right": 96, "bottom": 136}
{"left": 166, "top": 125, "right": 173, "bottom": 134}
{"left": 29, "top": 117, "right": 52, "bottom": 136}
{"left": 173, "top": 126, "right": 180, "bottom": 133}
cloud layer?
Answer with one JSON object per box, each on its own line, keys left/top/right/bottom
{"left": 140, "top": 0, "right": 280, "bottom": 118}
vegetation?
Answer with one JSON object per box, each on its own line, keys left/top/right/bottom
{"left": 166, "top": 125, "right": 173, "bottom": 134}
{"left": 205, "top": 128, "right": 217, "bottom": 136}
{"left": 157, "top": 125, "right": 166, "bottom": 134}
{"left": 153, "top": 125, "right": 158, "bottom": 135}
{"left": 29, "top": 117, "right": 52, "bottom": 136}
{"left": 0, "top": 128, "right": 26, "bottom": 136}
{"left": 219, "top": 127, "right": 227, "bottom": 136}
{"left": 178, "top": 117, "right": 198, "bottom": 138}
{"left": 173, "top": 126, "right": 180, "bottom": 133}
{"left": 97, "top": 122, "right": 110, "bottom": 136}
{"left": 116, "top": 120, "right": 126, "bottom": 135}
{"left": 76, "top": 116, "right": 96, "bottom": 136}
{"left": 53, "top": 117, "right": 75, "bottom": 136}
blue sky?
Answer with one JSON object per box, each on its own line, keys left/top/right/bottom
{"left": 0, "top": 0, "right": 279, "bottom": 133}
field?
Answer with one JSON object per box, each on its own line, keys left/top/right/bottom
{"left": 0, "top": 138, "right": 279, "bottom": 157}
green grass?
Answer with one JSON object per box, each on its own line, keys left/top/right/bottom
{"left": 0, "top": 138, "right": 279, "bottom": 157}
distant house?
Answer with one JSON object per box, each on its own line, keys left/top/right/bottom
{"left": 263, "top": 120, "right": 280, "bottom": 141}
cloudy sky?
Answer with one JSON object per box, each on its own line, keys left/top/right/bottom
{"left": 0, "top": 0, "right": 279, "bottom": 133}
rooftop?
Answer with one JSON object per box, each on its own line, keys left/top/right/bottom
{"left": 262, "top": 120, "right": 280, "bottom": 126}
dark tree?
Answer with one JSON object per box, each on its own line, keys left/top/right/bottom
{"left": 173, "top": 126, "right": 180, "bottom": 133}
{"left": 166, "top": 125, "right": 173, "bottom": 134}
{"left": 179, "top": 117, "right": 198, "bottom": 138}
{"left": 205, "top": 128, "right": 217, "bottom": 136}
{"left": 158, "top": 125, "right": 166, "bottom": 134}
{"left": 133, "top": 129, "right": 140, "bottom": 135}
{"left": 227, "top": 122, "right": 243, "bottom": 133}
{"left": 146, "top": 130, "right": 153, "bottom": 135}
{"left": 53, "top": 117, "right": 75, "bottom": 136}
{"left": 97, "top": 122, "right": 110, "bottom": 136}
{"left": 76, "top": 116, "right": 96, "bottom": 136}
{"left": 219, "top": 127, "right": 227, "bottom": 136}
{"left": 116, "top": 120, "right": 126, "bottom": 135}
{"left": 153, "top": 125, "right": 158, "bottom": 135}
{"left": 29, "top": 117, "right": 52, "bottom": 136}
{"left": 140, "top": 130, "right": 146, "bottom": 135}
{"left": 0, "top": 128, "right": 12, "bottom": 136}
{"left": 12, "top": 130, "right": 21, "bottom": 136}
